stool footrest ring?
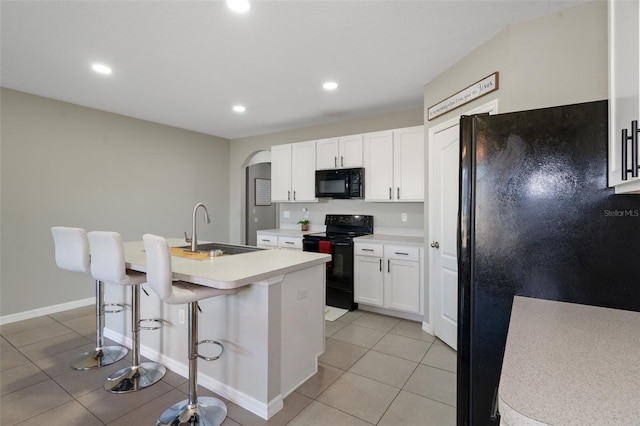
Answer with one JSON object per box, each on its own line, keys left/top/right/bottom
{"left": 102, "top": 303, "right": 124, "bottom": 314}
{"left": 196, "top": 340, "right": 224, "bottom": 361}
{"left": 139, "top": 318, "right": 164, "bottom": 330}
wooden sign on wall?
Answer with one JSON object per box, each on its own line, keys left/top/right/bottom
{"left": 428, "top": 72, "right": 499, "bottom": 121}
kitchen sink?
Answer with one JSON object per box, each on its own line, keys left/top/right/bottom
{"left": 177, "top": 243, "right": 264, "bottom": 256}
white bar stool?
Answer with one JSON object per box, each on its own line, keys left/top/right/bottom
{"left": 143, "top": 234, "right": 236, "bottom": 426}
{"left": 87, "top": 231, "right": 166, "bottom": 393}
{"left": 51, "top": 226, "right": 128, "bottom": 370}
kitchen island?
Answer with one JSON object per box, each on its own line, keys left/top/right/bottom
{"left": 103, "top": 238, "right": 331, "bottom": 419}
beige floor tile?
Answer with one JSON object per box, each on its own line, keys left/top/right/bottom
{"left": 349, "top": 350, "right": 417, "bottom": 388}
{"left": 390, "top": 319, "right": 437, "bottom": 342}
{"left": 316, "top": 372, "right": 399, "bottom": 424}
{"left": 106, "top": 388, "right": 186, "bottom": 426}
{"left": 403, "top": 364, "right": 457, "bottom": 407}
{"left": 378, "top": 390, "right": 456, "bottom": 426}
{"left": 15, "top": 400, "right": 103, "bottom": 426}
{"left": 372, "top": 333, "right": 432, "bottom": 362}
{"left": 324, "top": 319, "right": 348, "bottom": 337}
{"left": 296, "top": 362, "right": 344, "bottom": 399}
{"left": 3, "top": 322, "right": 73, "bottom": 348}
{"left": 0, "top": 316, "right": 58, "bottom": 337}
{"left": 0, "top": 348, "right": 31, "bottom": 372}
{"left": 0, "top": 362, "right": 49, "bottom": 396}
{"left": 226, "top": 391, "right": 312, "bottom": 426}
{"left": 352, "top": 312, "right": 401, "bottom": 332}
{"left": 48, "top": 305, "right": 96, "bottom": 322}
{"left": 160, "top": 368, "right": 189, "bottom": 387}
{"left": 334, "top": 310, "right": 364, "bottom": 324}
{"left": 18, "top": 331, "right": 92, "bottom": 362}
{"left": 33, "top": 342, "right": 101, "bottom": 377}
{"left": 78, "top": 379, "right": 174, "bottom": 423}
{"left": 53, "top": 357, "right": 132, "bottom": 398}
{"left": 221, "top": 416, "right": 242, "bottom": 426}
{"left": 176, "top": 383, "right": 229, "bottom": 402}
{"left": 61, "top": 314, "right": 98, "bottom": 334}
{"left": 288, "top": 401, "right": 373, "bottom": 426}
{"left": 331, "top": 324, "right": 385, "bottom": 349}
{"left": 1, "top": 336, "right": 14, "bottom": 352}
{"left": 421, "top": 342, "right": 457, "bottom": 373}
{"left": 0, "top": 379, "right": 74, "bottom": 426}
{"left": 318, "top": 338, "right": 367, "bottom": 370}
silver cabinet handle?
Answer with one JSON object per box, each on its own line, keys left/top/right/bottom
{"left": 341, "top": 156, "right": 344, "bottom": 167}
{"left": 288, "top": 190, "right": 291, "bottom": 201}
{"left": 430, "top": 241, "right": 440, "bottom": 249}
{"left": 293, "top": 190, "right": 296, "bottom": 201}
{"left": 389, "top": 187, "right": 392, "bottom": 200}
{"left": 379, "top": 259, "right": 382, "bottom": 272}
{"left": 284, "top": 241, "right": 294, "bottom": 245}
{"left": 397, "top": 187, "right": 400, "bottom": 199}
{"left": 335, "top": 156, "right": 337, "bottom": 168}
{"left": 361, "top": 248, "right": 374, "bottom": 252}
{"left": 387, "top": 259, "right": 390, "bottom": 273}
{"left": 394, "top": 252, "right": 409, "bottom": 255}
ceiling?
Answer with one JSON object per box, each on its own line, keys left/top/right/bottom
{"left": 1, "top": 0, "right": 589, "bottom": 140}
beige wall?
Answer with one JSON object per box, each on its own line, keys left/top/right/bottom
{"left": 422, "top": 1, "right": 608, "bottom": 322}
{"left": 0, "top": 89, "right": 230, "bottom": 317}
{"left": 228, "top": 107, "right": 425, "bottom": 244}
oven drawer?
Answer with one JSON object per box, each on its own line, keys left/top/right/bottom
{"left": 354, "top": 243, "right": 383, "bottom": 257}
{"left": 384, "top": 245, "right": 420, "bottom": 261}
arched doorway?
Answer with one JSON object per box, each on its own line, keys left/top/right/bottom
{"left": 244, "top": 151, "right": 276, "bottom": 246}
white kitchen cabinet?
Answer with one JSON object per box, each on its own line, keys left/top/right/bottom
{"left": 277, "top": 236, "right": 302, "bottom": 250}
{"left": 271, "top": 141, "right": 317, "bottom": 202}
{"left": 363, "top": 126, "right": 424, "bottom": 202}
{"left": 354, "top": 242, "right": 422, "bottom": 315}
{"left": 316, "top": 134, "right": 363, "bottom": 170}
{"left": 609, "top": 0, "right": 640, "bottom": 194}
{"left": 256, "top": 234, "right": 277, "bottom": 249}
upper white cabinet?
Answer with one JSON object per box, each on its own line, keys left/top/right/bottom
{"left": 316, "top": 135, "right": 363, "bottom": 170}
{"left": 609, "top": 0, "right": 640, "bottom": 194}
{"left": 363, "top": 126, "right": 425, "bottom": 202}
{"left": 271, "top": 141, "right": 317, "bottom": 203}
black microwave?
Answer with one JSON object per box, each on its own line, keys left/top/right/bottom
{"left": 315, "top": 168, "right": 364, "bottom": 199}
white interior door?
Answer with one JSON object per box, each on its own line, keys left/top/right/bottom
{"left": 429, "top": 124, "right": 460, "bottom": 349}
{"left": 428, "top": 100, "right": 498, "bottom": 351}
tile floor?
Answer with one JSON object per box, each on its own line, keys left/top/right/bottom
{"left": 0, "top": 306, "right": 456, "bottom": 425}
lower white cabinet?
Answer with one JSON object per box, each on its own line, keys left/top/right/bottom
{"left": 256, "top": 233, "right": 303, "bottom": 250}
{"left": 354, "top": 242, "right": 423, "bottom": 315}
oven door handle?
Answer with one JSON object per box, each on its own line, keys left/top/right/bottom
{"left": 333, "top": 242, "right": 352, "bottom": 246}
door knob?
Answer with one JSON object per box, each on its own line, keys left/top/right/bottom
{"left": 430, "top": 241, "right": 440, "bottom": 249}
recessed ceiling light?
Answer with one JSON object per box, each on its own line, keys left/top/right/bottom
{"left": 233, "top": 105, "right": 246, "bottom": 113}
{"left": 91, "top": 63, "right": 112, "bottom": 75}
{"left": 227, "top": 0, "right": 250, "bottom": 13}
{"left": 323, "top": 81, "right": 338, "bottom": 91}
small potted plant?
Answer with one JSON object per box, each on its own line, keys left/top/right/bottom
{"left": 297, "top": 219, "right": 310, "bottom": 231}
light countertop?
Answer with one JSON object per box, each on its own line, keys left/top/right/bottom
{"left": 354, "top": 234, "right": 424, "bottom": 246}
{"left": 499, "top": 296, "right": 640, "bottom": 425}
{"left": 256, "top": 229, "right": 316, "bottom": 237}
{"left": 124, "top": 238, "right": 330, "bottom": 290}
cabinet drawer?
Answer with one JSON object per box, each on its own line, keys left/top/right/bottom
{"left": 278, "top": 236, "right": 302, "bottom": 250}
{"left": 354, "top": 243, "right": 383, "bottom": 257}
{"left": 384, "top": 245, "right": 419, "bottom": 261}
{"left": 256, "top": 235, "right": 277, "bottom": 247}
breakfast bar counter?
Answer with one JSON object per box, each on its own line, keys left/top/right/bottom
{"left": 104, "top": 238, "right": 331, "bottom": 419}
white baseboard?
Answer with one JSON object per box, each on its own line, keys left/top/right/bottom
{"left": 0, "top": 297, "right": 95, "bottom": 325}
{"left": 422, "top": 320, "right": 434, "bottom": 335}
{"left": 103, "top": 328, "right": 281, "bottom": 420}
{"left": 357, "top": 304, "right": 424, "bottom": 322}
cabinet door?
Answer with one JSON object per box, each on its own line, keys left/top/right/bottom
{"left": 339, "top": 135, "right": 364, "bottom": 168}
{"left": 363, "top": 131, "right": 394, "bottom": 201}
{"left": 354, "top": 256, "right": 384, "bottom": 306}
{"left": 394, "top": 126, "right": 425, "bottom": 202}
{"left": 278, "top": 236, "right": 302, "bottom": 250}
{"left": 256, "top": 234, "right": 278, "bottom": 249}
{"left": 316, "top": 138, "right": 339, "bottom": 170}
{"left": 291, "top": 141, "right": 317, "bottom": 202}
{"left": 609, "top": 0, "right": 640, "bottom": 192}
{"left": 271, "top": 144, "right": 292, "bottom": 202}
{"left": 385, "top": 258, "right": 420, "bottom": 313}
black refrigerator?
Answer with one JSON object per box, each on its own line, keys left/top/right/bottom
{"left": 457, "top": 100, "right": 640, "bottom": 425}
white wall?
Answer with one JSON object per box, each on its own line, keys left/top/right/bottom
{"left": 228, "top": 107, "right": 425, "bottom": 244}
{"left": 422, "top": 1, "right": 608, "bottom": 322}
{"left": 0, "top": 89, "right": 230, "bottom": 317}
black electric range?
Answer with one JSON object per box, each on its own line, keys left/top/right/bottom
{"left": 303, "top": 214, "right": 374, "bottom": 310}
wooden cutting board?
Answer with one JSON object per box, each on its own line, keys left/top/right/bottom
{"left": 170, "top": 247, "right": 210, "bottom": 261}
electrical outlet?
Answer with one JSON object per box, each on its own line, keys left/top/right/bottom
{"left": 179, "top": 309, "right": 185, "bottom": 324}
{"left": 401, "top": 213, "right": 408, "bottom": 222}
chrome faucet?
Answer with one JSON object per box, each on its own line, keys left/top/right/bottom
{"left": 190, "top": 203, "right": 211, "bottom": 252}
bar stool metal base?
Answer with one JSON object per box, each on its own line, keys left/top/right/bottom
{"left": 157, "top": 397, "right": 227, "bottom": 426}
{"left": 70, "top": 346, "right": 128, "bottom": 370}
{"left": 104, "top": 362, "right": 166, "bottom": 393}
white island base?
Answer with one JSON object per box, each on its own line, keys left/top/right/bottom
{"left": 104, "top": 258, "right": 326, "bottom": 419}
